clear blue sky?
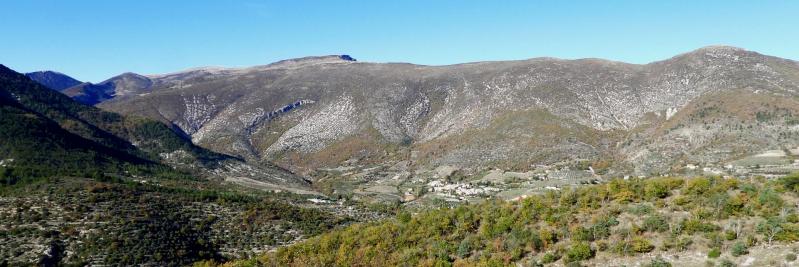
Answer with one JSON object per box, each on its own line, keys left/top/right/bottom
{"left": 1, "top": 0, "right": 797, "bottom": 82}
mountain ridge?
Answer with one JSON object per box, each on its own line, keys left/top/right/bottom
{"left": 89, "top": 46, "right": 799, "bottom": 182}
{"left": 25, "top": 70, "right": 82, "bottom": 91}
{"left": 31, "top": 46, "right": 791, "bottom": 106}
{"left": 23, "top": 46, "right": 799, "bottom": 184}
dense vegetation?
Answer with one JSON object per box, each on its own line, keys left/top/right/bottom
{"left": 0, "top": 178, "right": 349, "bottom": 266}
{"left": 1, "top": 66, "right": 159, "bottom": 184}
{"left": 0, "top": 64, "right": 229, "bottom": 185}
{"left": 221, "top": 175, "right": 799, "bottom": 266}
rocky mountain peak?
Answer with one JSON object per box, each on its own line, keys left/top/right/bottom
{"left": 264, "top": 55, "right": 358, "bottom": 69}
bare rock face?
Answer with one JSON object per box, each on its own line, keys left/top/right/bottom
{"left": 97, "top": 47, "right": 799, "bottom": 175}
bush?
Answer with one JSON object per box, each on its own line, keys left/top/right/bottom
{"left": 571, "top": 226, "right": 593, "bottom": 241}
{"left": 631, "top": 237, "right": 654, "bottom": 253}
{"left": 781, "top": 173, "right": 799, "bottom": 192}
{"left": 724, "top": 230, "right": 737, "bottom": 240}
{"left": 682, "top": 219, "right": 720, "bottom": 234}
{"left": 707, "top": 248, "right": 721, "bottom": 258}
{"left": 685, "top": 177, "right": 712, "bottom": 195}
{"left": 719, "top": 258, "right": 735, "bottom": 267}
{"left": 629, "top": 204, "right": 654, "bottom": 215}
{"left": 646, "top": 257, "right": 672, "bottom": 267}
{"left": 643, "top": 215, "right": 669, "bottom": 232}
{"left": 675, "top": 236, "right": 693, "bottom": 251}
{"left": 787, "top": 253, "right": 797, "bottom": 262}
{"left": 456, "top": 238, "right": 472, "bottom": 258}
{"left": 595, "top": 240, "right": 608, "bottom": 251}
{"left": 645, "top": 180, "right": 671, "bottom": 199}
{"left": 541, "top": 252, "right": 560, "bottom": 264}
{"left": 565, "top": 242, "right": 594, "bottom": 262}
{"left": 730, "top": 242, "right": 748, "bottom": 257}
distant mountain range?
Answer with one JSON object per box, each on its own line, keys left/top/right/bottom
{"left": 25, "top": 70, "right": 154, "bottom": 105}
{"left": 24, "top": 47, "right": 799, "bottom": 178}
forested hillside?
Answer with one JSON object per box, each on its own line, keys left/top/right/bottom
{"left": 0, "top": 178, "right": 351, "bottom": 266}
{"left": 220, "top": 175, "right": 799, "bottom": 267}
{"left": 0, "top": 65, "right": 362, "bottom": 266}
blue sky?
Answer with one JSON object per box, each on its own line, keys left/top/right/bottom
{"left": 1, "top": 0, "right": 797, "bottom": 82}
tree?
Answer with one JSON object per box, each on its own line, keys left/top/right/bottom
{"left": 726, "top": 220, "right": 743, "bottom": 240}
{"left": 756, "top": 217, "right": 784, "bottom": 245}
{"left": 709, "top": 193, "right": 729, "bottom": 219}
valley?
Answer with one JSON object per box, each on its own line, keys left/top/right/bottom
{"left": 4, "top": 46, "right": 799, "bottom": 266}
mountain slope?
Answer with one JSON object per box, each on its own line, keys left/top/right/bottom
{"left": 1, "top": 65, "right": 361, "bottom": 266}
{"left": 1, "top": 66, "right": 155, "bottom": 181}
{"left": 25, "top": 71, "right": 82, "bottom": 91}
{"left": 97, "top": 47, "right": 799, "bottom": 178}
{"left": 1, "top": 64, "right": 311, "bottom": 191}
{"left": 226, "top": 176, "right": 799, "bottom": 267}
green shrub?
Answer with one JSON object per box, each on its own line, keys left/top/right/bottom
{"left": 685, "top": 177, "right": 712, "bottom": 195}
{"left": 682, "top": 219, "right": 720, "bottom": 234}
{"left": 629, "top": 204, "right": 654, "bottom": 215}
{"left": 724, "top": 230, "right": 737, "bottom": 240}
{"left": 571, "top": 226, "right": 593, "bottom": 241}
{"left": 787, "top": 253, "right": 797, "bottom": 262}
{"left": 781, "top": 173, "right": 799, "bottom": 192}
{"left": 707, "top": 248, "right": 721, "bottom": 258}
{"left": 787, "top": 213, "right": 799, "bottom": 223}
{"left": 456, "top": 238, "right": 472, "bottom": 258}
{"left": 646, "top": 257, "right": 672, "bottom": 267}
{"left": 643, "top": 215, "right": 669, "bottom": 232}
{"left": 631, "top": 237, "right": 654, "bottom": 253}
{"left": 541, "top": 252, "right": 560, "bottom": 264}
{"left": 645, "top": 180, "right": 671, "bottom": 199}
{"left": 565, "top": 242, "right": 594, "bottom": 262}
{"left": 595, "top": 240, "right": 608, "bottom": 251}
{"left": 675, "top": 236, "right": 693, "bottom": 251}
{"left": 719, "top": 258, "right": 735, "bottom": 267}
{"left": 730, "top": 242, "right": 747, "bottom": 257}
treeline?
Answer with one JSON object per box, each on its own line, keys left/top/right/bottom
{"left": 221, "top": 175, "right": 799, "bottom": 267}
